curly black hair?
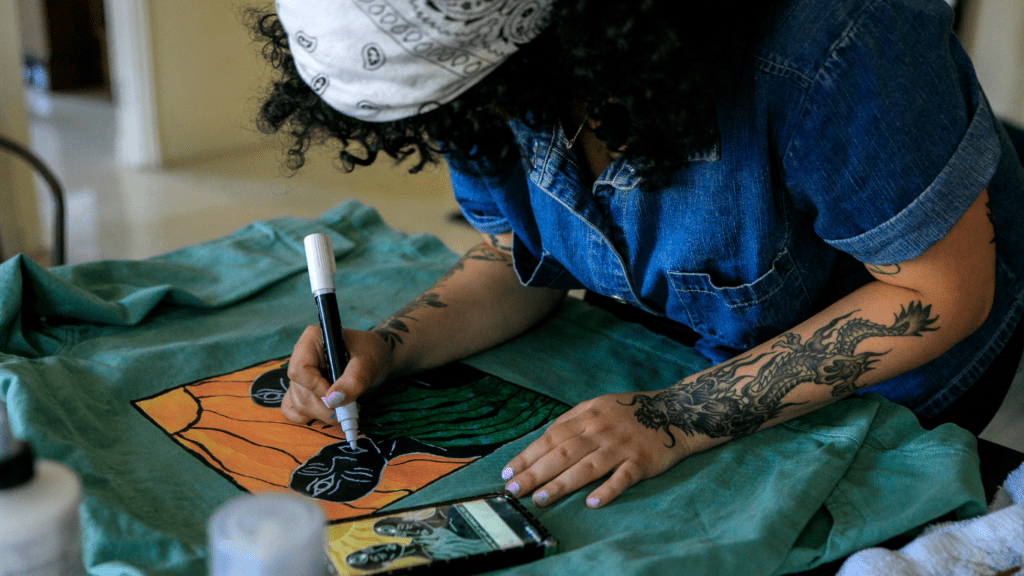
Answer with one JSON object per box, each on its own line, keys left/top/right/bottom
{"left": 248, "top": 1, "right": 781, "bottom": 186}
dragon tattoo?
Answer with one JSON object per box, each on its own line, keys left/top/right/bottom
{"left": 625, "top": 301, "right": 939, "bottom": 445}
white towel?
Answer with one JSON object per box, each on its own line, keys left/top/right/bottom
{"left": 837, "top": 463, "right": 1024, "bottom": 575}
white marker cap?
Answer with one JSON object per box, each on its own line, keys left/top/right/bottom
{"left": 303, "top": 233, "right": 336, "bottom": 294}
{"left": 335, "top": 403, "right": 359, "bottom": 450}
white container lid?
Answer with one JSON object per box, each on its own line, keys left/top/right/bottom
{"left": 208, "top": 492, "right": 326, "bottom": 576}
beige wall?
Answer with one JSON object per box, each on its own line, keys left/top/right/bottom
{"left": 135, "top": 0, "right": 1020, "bottom": 166}
{"left": 146, "top": 0, "right": 272, "bottom": 166}
{"left": 17, "top": 0, "right": 48, "bottom": 61}
{"left": 960, "top": 0, "right": 1024, "bottom": 126}
{"left": 1, "top": 0, "right": 45, "bottom": 261}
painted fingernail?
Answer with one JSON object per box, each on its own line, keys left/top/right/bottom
{"left": 586, "top": 497, "right": 600, "bottom": 509}
{"left": 533, "top": 491, "right": 549, "bottom": 506}
{"left": 321, "top": 397, "right": 331, "bottom": 409}
{"left": 505, "top": 481, "right": 520, "bottom": 496}
{"left": 501, "top": 466, "right": 514, "bottom": 481}
{"left": 327, "top": 391, "right": 345, "bottom": 408}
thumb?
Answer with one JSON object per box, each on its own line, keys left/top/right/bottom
{"left": 322, "top": 329, "right": 393, "bottom": 410}
{"left": 321, "top": 353, "right": 376, "bottom": 409}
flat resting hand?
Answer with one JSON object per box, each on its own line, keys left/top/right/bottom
{"left": 500, "top": 391, "right": 707, "bottom": 509}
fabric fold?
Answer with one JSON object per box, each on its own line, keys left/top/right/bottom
{"left": 0, "top": 201, "right": 987, "bottom": 576}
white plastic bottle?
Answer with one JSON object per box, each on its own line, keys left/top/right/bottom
{"left": 208, "top": 492, "right": 327, "bottom": 576}
{"left": 0, "top": 402, "right": 84, "bottom": 576}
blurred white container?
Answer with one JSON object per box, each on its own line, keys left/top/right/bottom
{"left": 208, "top": 492, "right": 327, "bottom": 576}
{"left": 0, "top": 403, "right": 84, "bottom": 576}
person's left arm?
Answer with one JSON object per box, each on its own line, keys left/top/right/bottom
{"left": 502, "top": 188, "right": 995, "bottom": 509}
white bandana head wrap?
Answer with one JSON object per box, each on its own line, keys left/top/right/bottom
{"left": 275, "top": 0, "right": 554, "bottom": 122}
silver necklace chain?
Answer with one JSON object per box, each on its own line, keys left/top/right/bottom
{"left": 561, "top": 113, "right": 590, "bottom": 148}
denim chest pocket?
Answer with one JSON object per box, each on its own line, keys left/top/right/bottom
{"left": 667, "top": 248, "right": 814, "bottom": 350}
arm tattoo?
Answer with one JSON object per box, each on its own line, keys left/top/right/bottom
{"left": 986, "top": 199, "right": 996, "bottom": 244}
{"left": 373, "top": 243, "right": 513, "bottom": 349}
{"left": 488, "top": 234, "right": 514, "bottom": 253}
{"left": 373, "top": 292, "right": 447, "bottom": 350}
{"left": 435, "top": 243, "right": 513, "bottom": 284}
{"left": 866, "top": 263, "right": 901, "bottom": 276}
{"left": 467, "top": 241, "right": 513, "bottom": 268}
{"left": 623, "top": 301, "right": 939, "bottom": 446}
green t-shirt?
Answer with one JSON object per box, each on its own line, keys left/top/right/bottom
{"left": 0, "top": 202, "right": 984, "bottom": 575}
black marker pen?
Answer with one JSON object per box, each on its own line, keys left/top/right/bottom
{"left": 304, "top": 233, "right": 358, "bottom": 448}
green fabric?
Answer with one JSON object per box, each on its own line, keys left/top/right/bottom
{"left": 361, "top": 372, "right": 570, "bottom": 448}
{"left": 0, "top": 201, "right": 985, "bottom": 576}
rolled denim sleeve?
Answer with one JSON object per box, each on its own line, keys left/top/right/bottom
{"left": 782, "top": 0, "right": 1001, "bottom": 266}
{"left": 446, "top": 154, "right": 516, "bottom": 235}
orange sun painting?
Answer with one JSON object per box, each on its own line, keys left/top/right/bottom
{"left": 133, "top": 359, "right": 567, "bottom": 522}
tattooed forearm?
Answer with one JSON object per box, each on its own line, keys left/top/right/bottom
{"left": 435, "top": 243, "right": 513, "bottom": 283}
{"left": 373, "top": 292, "right": 447, "bottom": 350}
{"left": 373, "top": 243, "right": 512, "bottom": 349}
{"left": 623, "top": 301, "right": 939, "bottom": 446}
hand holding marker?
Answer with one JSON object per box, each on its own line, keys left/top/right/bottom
{"left": 304, "top": 233, "right": 359, "bottom": 449}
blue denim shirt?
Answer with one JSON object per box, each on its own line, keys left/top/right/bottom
{"left": 448, "top": 0, "right": 1024, "bottom": 417}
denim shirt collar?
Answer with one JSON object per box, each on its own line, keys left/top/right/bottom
{"left": 507, "top": 117, "right": 722, "bottom": 193}
{"left": 508, "top": 117, "right": 644, "bottom": 192}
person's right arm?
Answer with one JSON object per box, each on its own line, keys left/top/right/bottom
{"left": 280, "top": 232, "right": 566, "bottom": 424}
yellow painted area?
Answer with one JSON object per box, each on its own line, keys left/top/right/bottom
{"left": 135, "top": 387, "right": 199, "bottom": 435}
{"left": 326, "top": 514, "right": 428, "bottom": 575}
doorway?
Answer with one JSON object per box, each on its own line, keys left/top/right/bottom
{"left": 20, "top": 0, "right": 111, "bottom": 96}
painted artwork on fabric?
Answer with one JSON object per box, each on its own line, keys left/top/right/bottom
{"left": 132, "top": 359, "right": 568, "bottom": 522}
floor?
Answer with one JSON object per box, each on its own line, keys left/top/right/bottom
{"left": 23, "top": 91, "right": 1024, "bottom": 454}
{"left": 24, "top": 90, "right": 482, "bottom": 265}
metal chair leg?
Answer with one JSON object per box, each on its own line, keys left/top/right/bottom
{"left": 0, "top": 135, "right": 66, "bottom": 266}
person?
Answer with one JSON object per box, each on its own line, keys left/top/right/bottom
{"left": 250, "top": 0, "right": 1024, "bottom": 510}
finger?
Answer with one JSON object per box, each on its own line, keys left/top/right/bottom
{"left": 281, "top": 377, "right": 334, "bottom": 424}
{"left": 287, "top": 325, "right": 331, "bottom": 396}
{"left": 504, "top": 430, "right": 598, "bottom": 499}
{"left": 501, "top": 417, "right": 588, "bottom": 487}
{"left": 549, "top": 399, "right": 591, "bottom": 427}
{"left": 321, "top": 329, "right": 389, "bottom": 405}
{"left": 529, "top": 449, "right": 619, "bottom": 508}
{"left": 295, "top": 382, "right": 335, "bottom": 421}
{"left": 584, "top": 460, "right": 647, "bottom": 509}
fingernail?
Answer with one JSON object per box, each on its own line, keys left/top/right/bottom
{"left": 505, "top": 481, "right": 520, "bottom": 496}
{"left": 327, "top": 391, "right": 345, "bottom": 408}
{"left": 533, "top": 491, "right": 549, "bottom": 506}
{"left": 586, "top": 497, "right": 600, "bottom": 509}
{"left": 501, "top": 466, "right": 514, "bottom": 481}
{"left": 321, "top": 397, "right": 331, "bottom": 409}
